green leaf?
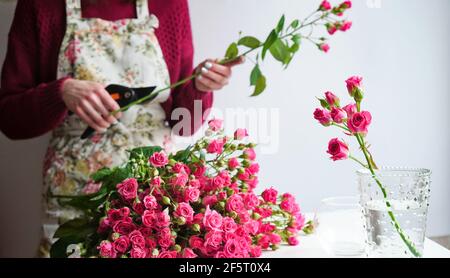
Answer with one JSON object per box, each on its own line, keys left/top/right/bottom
{"left": 250, "top": 64, "right": 262, "bottom": 86}
{"left": 225, "top": 42, "right": 239, "bottom": 59}
{"left": 290, "top": 42, "right": 300, "bottom": 53}
{"left": 172, "top": 145, "right": 193, "bottom": 163}
{"left": 276, "top": 15, "right": 286, "bottom": 34}
{"left": 129, "top": 146, "right": 163, "bottom": 161}
{"left": 290, "top": 19, "right": 300, "bottom": 29}
{"left": 91, "top": 167, "right": 113, "bottom": 183}
{"left": 54, "top": 218, "right": 95, "bottom": 239}
{"left": 238, "top": 36, "right": 261, "bottom": 49}
{"left": 292, "top": 34, "right": 301, "bottom": 45}
{"left": 251, "top": 74, "right": 267, "bottom": 97}
{"left": 269, "top": 39, "right": 290, "bottom": 64}
{"left": 262, "top": 30, "right": 278, "bottom": 60}
{"left": 317, "top": 97, "right": 330, "bottom": 110}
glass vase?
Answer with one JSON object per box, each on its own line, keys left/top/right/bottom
{"left": 357, "top": 167, "right": 431, "bottom": 258}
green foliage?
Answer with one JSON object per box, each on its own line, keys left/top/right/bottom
{"left": 238, "top": 36, "right": 261, "bottom": 49}
{"left": 225, "top": 42, "right": 239, "bottom": 60}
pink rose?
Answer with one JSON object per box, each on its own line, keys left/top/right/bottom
{"left": 181, "top": 248, "right": 198, "bottom": 258}
{"left": 327, "top": 138, "right": 350, "bottom": 161}
{"left": 130, "top": 246, "right": 147, "bottom": 258}
{"left": 172, "top": 162, "right": 191, "bottom": 175}
{"left": 244, "top": 148, "right": 256, "bottom": 161}
{"left": 97, "top": 218, "right": 110, "bottom": 234}
{"left": 217, "top": 191, "right": 227, "bottom": 201}
{"left": 280, "top": 198, "right": 295, "bottom": 213}
{"left": 319, "top": 43, "right": 330, "bottom": 53}
{"left": 331, "top": 108, "right": 346, "bottom": 124}
{"left": 288, "top": 236, "right": 299, "bottom": 246}
{"left": 214, "top": 251, "right": 227, "bottom": 258}
{"left": 202, "top": 195, "right": 218, "bottom": 207}
{"left": 327, "top": 23, "right": 337, "bottom": 35}
{"left": 244, "top": 220, "right": 260, "bottom": 235}
{"left": 174, "top": 202, "right": 194, "bottom": 222}
{"left": 325, "top": 91, "right": 340, "bottom": 107}
{"left": 247, "top": 163, "right": 260, "bottom": 175}
{"left": 107, "top": 207, "right": 130, "bottom": 224}
{"left": 257, "top": 235, "right": 271, "bottom": 249}
{"left": 341, "top": 1, "right": 352, "bottom": 9}
{"left": 225, "top": 194, "right": 244, "bottom": 213}
{"left": 204, "top": 231, "right": 223, "bottom": 250}
{"left": 207, "top": 139, "right": 226, "bottom": 154}
{"left": 150, "top": 176, "right": 163, "bottom": 187}
{"left": 208, "top": 118, "right": 223, "bottom": 131}
{"left": 113, "top": 220, "right": 136, "bottom": 235}
{"left": 189, "top": 236, "right": 204, "bottom": 249}
{"left": 82, "top": 181, "right": 102, "bottom": 195}
{"left": 319, "top": 0, "right": 332, "bottom": 11}
{"left": 314, "top": 108, "right": 332, "bottom": 126}
{"left": 149, "top": 151, "right": 169, "bottom": 168}
{"left": 247, "top": 177, "right": 259, "bottom": 190}
{"left": 347, "top": 111, "right": 372, "bottom": 135}
{"left": 223, "top": 239, "right": 241, "bottom": 258}
{"left": 142, "top": 210, "right": 156, "bottom": 227}
{"left": 228, "top": 158, "right": 240, "bottom": 170}
{"left": 339, "top": 21, "right": 352, "bottom": 32}
{"left": 203, "top": 206, "right": 223, "bottom": 231}
{"left": 249, "top": 245, "right": 262, "bottom": 257}
{"left": 243, "top": 193, "right": 260, "bottom": 210}
{"left": 222, "top": 217, "right": 238, "bottom": 234}
{"left": 234, "top": 128, "right": 249, "bottom": 140}
{"left": 132, "top": 202, "right": 145, "bottom": 215}
{"left": 143, "top": 195, "right": 158, "bottom": 210}
{"left": 343, "top": 103, "right": 357, "bottom": 117}
{"left": 262, "top": 188, "right": 278, "bottom": 204}
{"left": 129, "top": 230, "right": 145, "bottom": 248}
{"left": 158, "top": 250, "right": 178, "bottom": 258}
{"left": 98, "top": 240, "right": 117, "bottom": 258}
{"left": 113, "top": 236, "right": 130, "bottom": 253}
{"left": 346, "top": 76, "right": 363, "bottom": 97}
{"left": 184, "top": 186, "right": 200, "bottom": 203}
{"left": 210, "top": 175, "right": 225, "bottom": 190}
{"left": 158, "top": 236, "right": 174, "bottom": 249}
{"left": 270, "top": 233, "right": 282, "bottom": 245}
{"left": 171, "top": 172, "right": 189, "bottom": 187}
{"left": 116, "top": 178, "right": 138, "bottom": 201}
{"left": 155, "top": 211, "right": 171, "bottom": 228}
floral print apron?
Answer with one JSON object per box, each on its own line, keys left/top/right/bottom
{"left": 40, "top": 0, "right": 172, "bottom": 257}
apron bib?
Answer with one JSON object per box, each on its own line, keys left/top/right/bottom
{"left": 40, "top": 0, "right": 172, "bottom": 257}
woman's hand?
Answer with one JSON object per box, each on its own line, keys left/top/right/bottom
{"left": 194, "top": 56, "right": 245, "bottom": 92}
{"left": 61, "top": 79, "right": 122, "bottom": 132}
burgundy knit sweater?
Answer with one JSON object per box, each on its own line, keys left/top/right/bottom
{"left": 0, "top": 0, "right": 213, "bottom": 140}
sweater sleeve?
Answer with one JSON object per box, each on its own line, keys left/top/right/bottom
{"left": 0, "top": 0, "right": 68, "bottom": 140}
{"left": 168, "top": 0, "right": 213, "bottom": 137}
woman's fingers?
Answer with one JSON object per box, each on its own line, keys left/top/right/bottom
{"left": 222, "top": 55, "right": 246, "bottom": 67}
{"left": 87, "top": 93, "right": 117, "bottom": 125}
{"left": 75, "top": 106, "right": 105, "bottom": 132}
{"left": 196, "top": 75, "right": 222, "bottom": 91}
{"left": 200, "top": 66, "right": 229, "bottom": 86}
{"left": 94, "top": 86, "right": 123, "bottom": 119}
{"left": 80, "top": 99, "right": 110, "bottom": 130}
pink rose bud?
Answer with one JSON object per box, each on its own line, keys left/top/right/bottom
{"left": 288, "top": 236, "right": 299, "bottom": 246}
{"left": 339, "top": 21, "right": 352, "bottom": 32}
{"left": 234, "top": 128, "right": 249, "bottom": 140}
{"left": 347, "top": 111, "right": 372, "bottom": 135}
{"left": 313, "top": 108, "right": 332, "bottom": 126}
{"left": 261, "top": 188, "right": 278, "bottom": 204}
{"left": 116, "top": 178, "right": 138, "bottom": 201}
{"left": 319, "top": 0, "right": 332, "bottom": 11}
{"left": 319, "top": 43, "right": 330, "bottom": 53}
{"left": 345, "top": 76, "right": 363, "bottom": 99}
{"left": 340, "top": 1, "right": 352, "bottom": 9}
{"left": 208, "top": 118, "right": 223, "bottom": 131}
{"left": 327, "top": 138, "right": 350, "bottom": 161}
{"left": 342, "top": 103, "right": 357, "bottom": 117}
{"left": 330, "top": 107, "right": 347, "bottom": 123}
{"left": 325, "top": 91, "right": 340, "bottom": 107}
{"left": 149, "top": 151, "right": 169, "bottom": 168}
{"left": 326, "top": 23, "right": 337, "bottom": 35}
{"left": 228, "top": 157, "right": 240, "bottom": 170}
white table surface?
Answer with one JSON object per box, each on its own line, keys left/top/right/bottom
{"left": 262, "top": 213, "right": 450, "bottom": 258}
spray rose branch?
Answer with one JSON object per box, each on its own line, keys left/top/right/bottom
{"left": 313, "top": 77, "right": 421, "bottom": 257}
{"left": 112, "top": 0, "right": 353, "bottom": 114}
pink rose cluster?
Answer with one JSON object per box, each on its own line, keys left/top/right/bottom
{"left": 95, "top": 119, "right": 304, "bottom": 258}
{"left": 313, "top": 76, "right": 372, "bottom": 161}
{"left": 317, "top": 1, "right": 353, "bottom": 53}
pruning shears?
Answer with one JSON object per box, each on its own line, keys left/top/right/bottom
{"left": 79, "top": 84, "right": 157, "bottom": 140}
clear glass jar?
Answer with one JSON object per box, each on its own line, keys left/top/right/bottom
{"left": 357, "top": 167, "right": 432, "bottom": 258}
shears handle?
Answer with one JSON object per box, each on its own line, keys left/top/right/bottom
{"left": 80, "top": 85, "right": 136, "bottom": 139}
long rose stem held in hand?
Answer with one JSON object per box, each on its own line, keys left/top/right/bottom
{"left": 355, "top": 134, "right": 421, "bottom": 257}
{"left": 112, "top": 11, "right": 331, "bottom": 115}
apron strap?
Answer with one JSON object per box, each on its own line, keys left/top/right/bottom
{"left": 136, "top": 0, "right": 151, "bottom": 20}
{"left": 65, "top": 0, "right": 83, "bottom": 23}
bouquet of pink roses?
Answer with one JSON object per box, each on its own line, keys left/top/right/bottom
{"left": 51, "top": 120, "right": 311, "bottom": 258}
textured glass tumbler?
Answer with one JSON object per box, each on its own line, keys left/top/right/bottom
{"left": 357, "top": 168, "right": 432, "bottom": 258}
{"left": 317, "top": 196, "right": 366, "bottom": 257}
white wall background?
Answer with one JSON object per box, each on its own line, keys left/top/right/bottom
{"left": 0, "top": 0, "right": 449, "bottom": 257}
